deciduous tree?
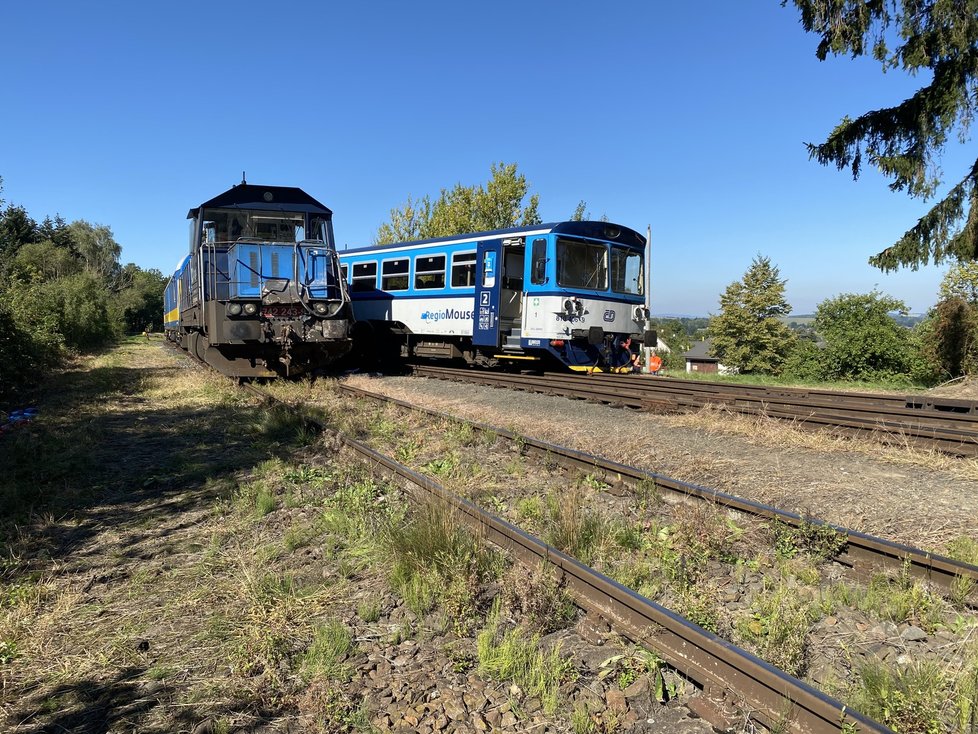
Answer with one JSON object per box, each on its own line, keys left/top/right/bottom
{"left": 69, "top": 220, "right": 121, "bottom": 281}
{"left": 708, "top": 256, "right": 796, "bottom": 373}
{"left": 374, "top": 162, "right": 541, "bottom": 244}
{"left": 8, "top": 241, "right": 77, "bottom": 283}
{"left": 938, "top": 261, "right": 978, "bottom": 304}
{"left": 111, "top": 265, "right": 167, "bottom": 333}
{"left": 919, "top": 296, "right": 978, "bottom": 378}
{"left": 786, "top": 0, "right": 978, "bottom": 271}
{"left": 813, "top": 291, "right": 912, "bottom": 380}
{"left": 913, "top": 262, "right": 978, "bottom": 379}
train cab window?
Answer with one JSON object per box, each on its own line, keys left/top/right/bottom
{"left": 381, "top": 258, "right": 409, "bottom": 291}
{"left": 530, "top": 238, "right": 548, "bottom": 285}
{"left": 450, "top": 251, "right": 477, "bottom": 287}
{"left": 611, "top": 246, "right": 644, "bottom": 295}
{"left": 351, "top": 261, "right": 377, "bottom": 292}
{"left": 309, "top": 216, "right": 330, "bottom": 243}
{"left": 415, "top": 255, "right": 446, "bottom": 289}
{"left": 556, "top": 237, "right": 608, "bottom": 290}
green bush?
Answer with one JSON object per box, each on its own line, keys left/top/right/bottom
{"left": 781, "top": 339, "right": 824, "bottom": 382}
{"left": 0, "top": 288, "right": 70, "bottom": 403}
{"left": 814, "top": 291, "right": 912, "bottom": 381}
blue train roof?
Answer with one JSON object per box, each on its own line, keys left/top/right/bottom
{"left": 340, "top": 220, "right": 645, "bottom": 255}
{"left": 188, "top": 183, "right": 333, "bottom": 219}
{"left": 166, "top": 253, "right": 192, "bottom": 284}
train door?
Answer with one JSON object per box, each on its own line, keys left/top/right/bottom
{"left": 499, "top": 240, "right": 525, "bottom": 336}
{"left": 472, "top": 239, "right": 502, "bottom": 347}
{"left": 521, "top": 236, "right": 549, "bottom": 338}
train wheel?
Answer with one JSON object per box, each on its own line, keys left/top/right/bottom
{"left": 189, "top": 331, "right": 208, "bottom": 363}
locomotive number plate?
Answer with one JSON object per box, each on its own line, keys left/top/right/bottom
{"left": 262, "top": 305, "right": 303, "bottom": 319}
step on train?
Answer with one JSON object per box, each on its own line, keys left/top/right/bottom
{"left": 338, "top": 221, "right": 655, "bottom": 372}
{"left": 164, "top": 182, "right": 352, "bottom": 377}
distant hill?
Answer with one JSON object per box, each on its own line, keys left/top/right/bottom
{"left": 782, "top": 314, "right": 926, "bottom": 328}
{"left": 653, "top": 313, "right": 927, "bottom": 328}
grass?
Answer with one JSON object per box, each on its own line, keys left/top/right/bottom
{"left": 501, "top": 563, "right": 575, "bottom": 634}
{"left": 326, "top": 360, "right": 978, "bottom": 732}
{"left": 383, "top": 500, "right": 501, "bottom": 632}
{"left": 0, "top": 341, "right": 370, "bottom": 731}
{"left": 300, "top": 619, "right": 353, "bottom": 682}
{"left": 23, "top": 346, "right": 949, "bottom": 731}
{"left": 948, "top": 536, "right": 978, "bottom": 565}
{"left": 542, "top": 488, "right": 611, "bottom": 566}
{"left": 477, "top": 599, "right": 577, "bottom": 716}
{"left": 734, "top": 579, "right": 817, "bottom": 677}
{"left": 673, "top": 368, "right": 925, "bottom": 394}
{"left": 355, "top": 597, "right": 381, "bottom": 623}
{"left": 856, "top": 566, "right": 948, "bottom": 632}
{"left": 848, "top": 660, "right": 949, "bottom": 734}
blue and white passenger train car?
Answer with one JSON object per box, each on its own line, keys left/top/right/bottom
{"left": 338, "top": 221, "right": 653, "bottom": 371}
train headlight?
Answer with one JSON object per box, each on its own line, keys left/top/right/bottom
{"left": 563, "top": 298, "right": 583, "bottom": 316}
{"left": 243, "top": 302, "right": 258, "bottom": 315}
{"left": 227, "top": 302, "right": 243, "bottom": 316}
{"left": 633, "top": 306, "right": 650, "bottom": 321}
{"left": 312, "top": 302, "right": 329, "bottom": 315}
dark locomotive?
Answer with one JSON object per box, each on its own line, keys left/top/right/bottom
{"left": 164, "top": 181, "right": 352, "bottom": 377}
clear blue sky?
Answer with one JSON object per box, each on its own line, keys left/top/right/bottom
{"left": 2, "top": 1, "right": 972, "bottom": 316}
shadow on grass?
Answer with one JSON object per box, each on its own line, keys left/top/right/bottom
{"left": 14, "top": 662, "right": 287, "bottom": 734}
{"left": 14, "top": 666, "right": 156, "bottom": 734}
{"left": 1, "top": 357, "right": 324, "bottom": 729}
{"left": 1, "top": 361, "right": 315, "bottom": 556}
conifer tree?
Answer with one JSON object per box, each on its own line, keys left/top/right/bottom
{"left": 919, "top": 261, "right": 978, "bottom": 377}
{"left": 786, "top": 0, "right": 978, "bottom": 270}
{"left": 709, "top": 256, "right": 796, "bottom": 373}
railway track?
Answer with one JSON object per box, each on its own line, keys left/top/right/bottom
{"left": 241, "top": 380, "right": 899, "bottom": 733}
{"left": 408, "top": 364, "right": 978, "bottom": 456}
{"left": 336, "top": 383, "right": 978, "bottom": 601}
{"left": 164, "top": 343, "right": 976, "bottom": 731}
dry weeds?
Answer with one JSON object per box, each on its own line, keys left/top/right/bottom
{"left": 340, "top": 374, "right": 978, "bottom": 555}
{"left": 0, "top": 341, "right": 348, "bottom": 732}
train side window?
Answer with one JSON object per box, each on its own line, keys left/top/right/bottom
{"left": 340, "top": 264, "right": 348, "bottom": 283}
{"left": 530, "top": 238, "right": 548, "bottom": 285}
{"left": 450, "top": 251, "right": 477, "bottom": 288}
{"left": 415, "top": 254, "right": 446, "bottom": 289}
{"left": 351, "top": 261, "right": 377, "bottom": 292}
{"left": 382, "top": 258, "right": 409, "bottom": 291}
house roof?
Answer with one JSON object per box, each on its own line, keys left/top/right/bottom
{"left": 683, "top": 339, "right": 719, "bottom": 361}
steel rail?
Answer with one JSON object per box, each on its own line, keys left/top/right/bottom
{"left": 306, "top": 389, "right": 894, "bottom": 734}
{"left": 336, "top": 383, "right": 978, "bottom": 601}
{"left": 174, "top": 350, "right": 907, "bottom": 732}
{"left": 407, "top": 364, "right": 978, "bottom": 456}
{"left": 232, "top": 377, "right": 898, "bottom": 732}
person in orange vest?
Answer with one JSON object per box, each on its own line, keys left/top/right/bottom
{"left": 648, "top": 353, "right": 663, "bottom": 375}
